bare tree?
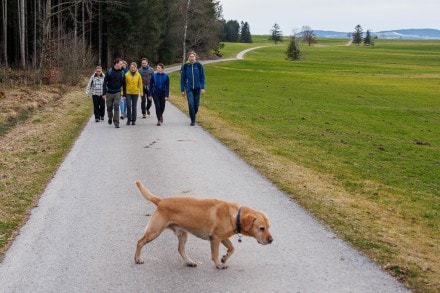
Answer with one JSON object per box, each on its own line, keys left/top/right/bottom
{"left": 301, "top": 25, "right": 316, "bottom": 46}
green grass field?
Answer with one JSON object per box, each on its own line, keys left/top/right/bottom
{"left": 170, "top": 38, "right": 440, "bottom": 292}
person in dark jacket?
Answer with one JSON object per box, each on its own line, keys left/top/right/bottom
{"left": 103, "top": 58, "right": 125, "bottom": 128}
{"left": 149, "top": 63, "right": 169, "bottom": 126}
{"left": 139, "top": 58, "right": 154, "bottom": 118}
{"left": 180, "top": 51, "right": 205, "bottom": 126}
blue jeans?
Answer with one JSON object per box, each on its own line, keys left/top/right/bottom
{"left": 186, "top": 89, "right": 201, "bottom": 123}
{"left": 126, "top": 94, "right": 138, "bottom": 122}
{"left": 120, "top": 97, "right": 127, "bottom": 117}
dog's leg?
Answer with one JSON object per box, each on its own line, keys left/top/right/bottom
{"left": 220, "top": 239, "right": 234, "bottom": 264}
{"left": 210, "top": 238, "right": 227, "bottom": 269}
{"left": 173, "top": 228, "right": 197, "bottom": 267}
{"left": 135, "top": 213, "right": 167, "bottom": 264}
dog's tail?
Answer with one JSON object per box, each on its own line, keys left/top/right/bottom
{"left": 135, "top": 181, "right": 161, "bottom": 206}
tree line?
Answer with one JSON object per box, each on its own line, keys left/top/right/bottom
{"left": 1, "top": 0, "right": 251, "bottom": 84}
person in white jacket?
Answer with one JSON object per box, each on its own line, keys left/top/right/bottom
{"left": 85, "top": 66, "right": 106, "bottom": 122}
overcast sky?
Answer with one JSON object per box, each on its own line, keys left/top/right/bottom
{"left": 219, "top": 0, "right": 439, "bottom": 35}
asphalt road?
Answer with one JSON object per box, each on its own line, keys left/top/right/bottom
{"left": 0, "top": 51, "right": 409, "bottom": 292}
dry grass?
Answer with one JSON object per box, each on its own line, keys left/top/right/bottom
{"left": 0, "top": 84, "right": 91, "bottom": 258}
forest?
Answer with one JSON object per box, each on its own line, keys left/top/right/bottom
{"left": 0, "top": 0, "right": 242, "bottom": 84}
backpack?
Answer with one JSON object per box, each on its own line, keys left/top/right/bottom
{"left": 106, "top": 68, "right": 124, "bottom": 79}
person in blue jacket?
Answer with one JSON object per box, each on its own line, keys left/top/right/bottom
{"left": 149, "top": 63, "right": 170, "bottom": 126}
{"left": 180, "top": 51, "right": 205, "bottom": 126}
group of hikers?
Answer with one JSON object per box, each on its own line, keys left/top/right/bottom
{"left": 85, "top": 51, "right": 205, "bottom": 128}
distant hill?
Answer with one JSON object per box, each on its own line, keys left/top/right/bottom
{"left": 313, "top": 28, "right": 440, "bottom": 39}
{"left": 375, "top": 29, "right": 440, "bottom": 39}
{"left": 314, "top": 30, "right": 351, "bottom": 39}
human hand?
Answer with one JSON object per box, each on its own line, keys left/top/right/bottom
{"left": 181, "top": 92, "right": 186, "bottom": 96}
{"left": 201, "top": 89, "right": 205, "bottom": 95}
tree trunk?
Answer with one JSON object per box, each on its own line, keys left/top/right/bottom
{"left": 2, "top": 0, "right": 8, "bottom": 68}
{"left": 99, "top": 1, "right": 102, "bottom": 65}
{"left": 182, "top": 0, "right": 191, "bottom": 65}
{"left": 33, "top": 0, "right": 38, "bottom": 68}
{"left": 19, "top": 0, "right": 26, "bottom": 68}
{"left": 40, "top": 0, "right": 51, "bottom": 84}
{"left": 74, "top": 2, "right": 78, "bottom": 50}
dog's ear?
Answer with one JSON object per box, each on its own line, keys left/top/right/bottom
{"left": 242, "top": 214, "right": 257, "bottom": 232}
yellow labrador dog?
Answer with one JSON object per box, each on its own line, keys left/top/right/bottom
{"left": 134, "top": 181, "right": 273, "bottom": 269}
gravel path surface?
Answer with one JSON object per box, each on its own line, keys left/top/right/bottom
{"left": 0, "top": 49, "right": 408, "bottom": 292}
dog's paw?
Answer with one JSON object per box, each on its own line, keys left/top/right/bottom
{"left": 186, "top": 261, "right": 198, "bottom": 267}
{"left": 216, "top": 263, "right": 228, "bottom": 269}
{"left": 135, "top": 258, "right": 144, "bottom": 264}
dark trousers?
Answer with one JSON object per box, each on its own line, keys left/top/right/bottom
{"left": 126, "top": 94, "right": 139, "bottom": 122}
{"left": 186, "top": 89, "right": 201, "bottom": 123}
{"left": 92, "top": 95, "right": 105, "bottom": 119}
{"left": 141, "top": 86, "right": 152, "bottom": 115}
{"left": 152, "top": 94, "right": 166, "bottom": 121}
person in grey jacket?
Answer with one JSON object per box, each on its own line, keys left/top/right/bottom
{"left": 85, "top": 66, "right": 106, "bottom": 122}
{"left": 180, "top": 51, "right": 205, "bottom": 126}
{"left": 139, "top": 58, "right": 154, "bottom": 118}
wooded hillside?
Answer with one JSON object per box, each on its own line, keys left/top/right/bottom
{"left": 1, "top": 0, "right": 224, "bottom": 84}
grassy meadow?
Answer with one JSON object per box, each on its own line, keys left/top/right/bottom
{"left": 170, "top": 38, "right": 439, "bottom": 292}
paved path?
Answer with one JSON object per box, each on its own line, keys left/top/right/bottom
{"left": 0, "top": 49, "right": 408, "bottom": 292}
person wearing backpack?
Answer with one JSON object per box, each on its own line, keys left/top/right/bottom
{"left": 119, "top": 60, "right": 129, "bottom": 120}
{"left": 123, "top": 62, "right": 143, "bottom": 125}
{"left": 85, "top": 66, "right": 105, "bottom": 122}
{"left": 148, "top": 63, "right": 169, "bottom": 126}
{"left": 103, "top": 58, "right": 125, "bottom": 128}
{"left": 180, "top": 51, "right": 205, "bottom": 126}
{"left": 138, "top": 58, "right": 154, "bottom": 118}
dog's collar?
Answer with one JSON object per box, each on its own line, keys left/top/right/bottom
{"left": 236, "top": 207, "right": 243, "bottom": 242}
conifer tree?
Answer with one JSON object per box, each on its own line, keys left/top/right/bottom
{"left": 270, "top": 23, "right": 283, "bottom": 44}
{"left": 239, "top": 21, "right": 252, "bottom": 43}
{"left": 286, "top": 35, "right": 301, "bottom": 61}
{"left": 352, "top": 24, "right": 363, "bottom": 46}
{"left": 363, "top": 30, "right": 374, "bottom": 46}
